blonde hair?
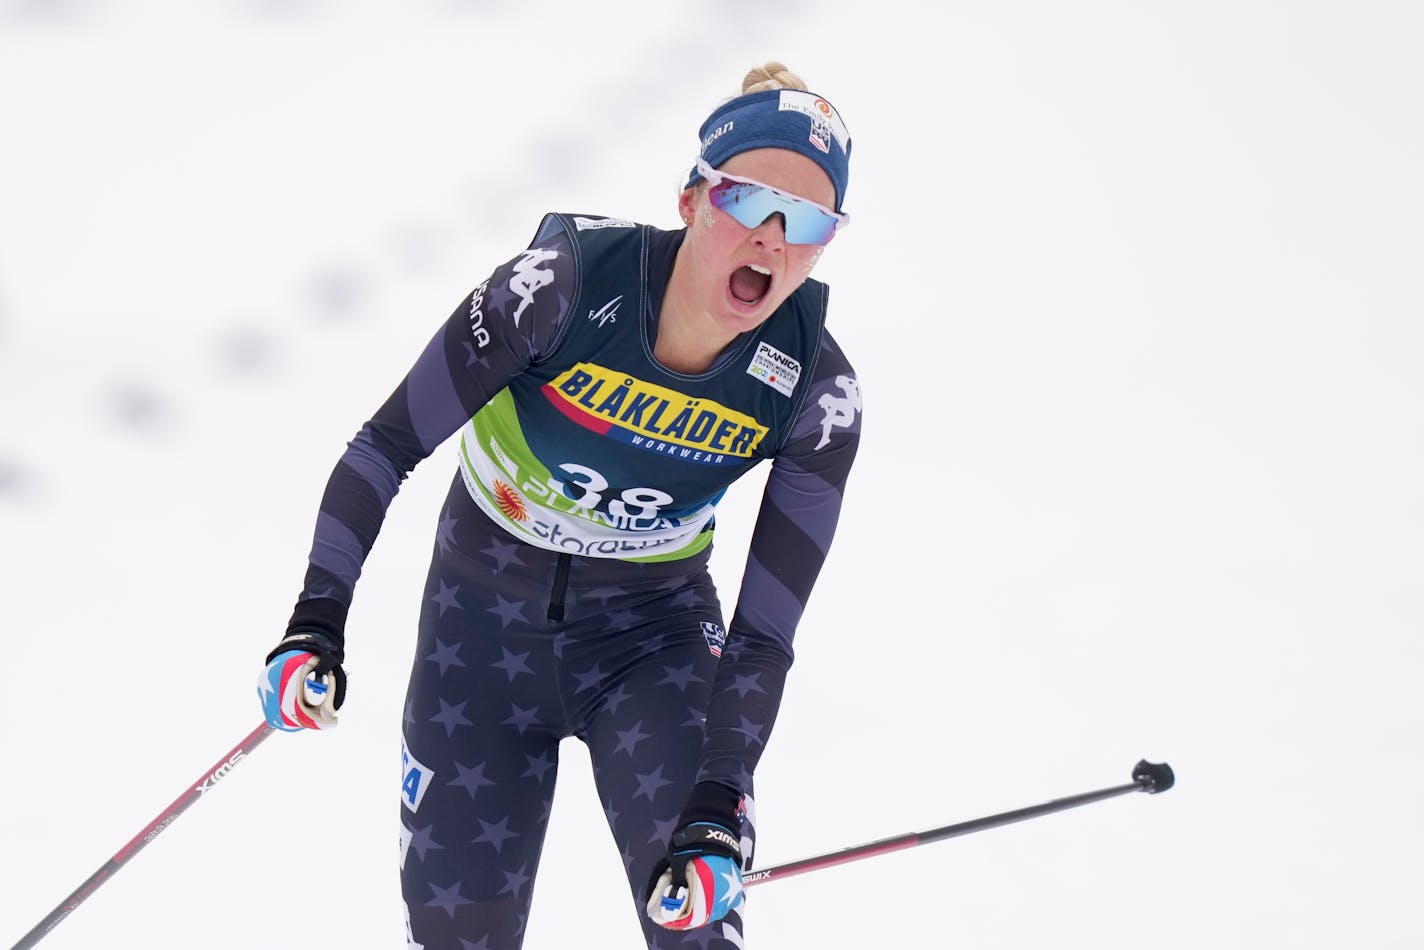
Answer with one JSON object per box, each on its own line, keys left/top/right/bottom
{"left": 740, "top": 62, "right": 809, "bottom": 95}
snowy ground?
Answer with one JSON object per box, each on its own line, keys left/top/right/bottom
{"left": 2, "top": 2, "right": 1421, "bottom": 948}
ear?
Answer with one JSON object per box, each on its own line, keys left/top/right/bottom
{"left": 677, "top": 187, "right": 698, "bottom": 226}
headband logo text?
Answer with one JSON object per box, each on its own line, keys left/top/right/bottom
{"left": 702, "top": 121, "right": 733, "bottom": 153}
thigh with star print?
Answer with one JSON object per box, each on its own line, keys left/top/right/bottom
{"left": 399, "top": 535, "right": 569, "bottom": 949}
{"left": 573, "top": 618, "right": 754, "bottom": 949}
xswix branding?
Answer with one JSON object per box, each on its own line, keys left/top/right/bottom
{"left": 194, "top": 750, "right": 246, "bottom": 796}
{"left": 672, "top": 822, "right": 743, "bottom": 862}
{"left": 459, "top": 211, "right": 831, "bottom": 560}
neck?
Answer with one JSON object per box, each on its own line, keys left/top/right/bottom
{"left": 655, "top": 242, "right": 737, "bottom": 374}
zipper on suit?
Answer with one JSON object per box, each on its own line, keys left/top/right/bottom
{"left": 547, "top": 552, "right": 572, "bottom": 622}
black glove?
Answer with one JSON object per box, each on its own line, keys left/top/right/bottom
{"left": 644, "top": 780, "right": 744, "bottom": 902}
{"left": 265, "top": 630, "right": 347, "bottom": 711}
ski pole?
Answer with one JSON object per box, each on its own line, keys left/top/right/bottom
{"left": 9, "top": 721, "right": 276, "bottom": 950}
{"left": 743, "top": 759, "right": 1174, "bottom": 889}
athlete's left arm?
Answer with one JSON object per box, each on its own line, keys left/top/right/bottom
{"left": 694, "top": 336, "right": 863, "bottom": 792}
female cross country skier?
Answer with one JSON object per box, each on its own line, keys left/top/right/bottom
{"left": 257, "top": 61, "right": 862, "bottom": 949}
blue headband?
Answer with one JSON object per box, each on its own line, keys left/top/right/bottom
{"left": 685, "top": 88, "right": 852, "bottom": 213}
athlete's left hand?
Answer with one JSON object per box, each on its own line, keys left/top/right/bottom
{"left": 645, "top": 782, "right": 746, "bottom": 931}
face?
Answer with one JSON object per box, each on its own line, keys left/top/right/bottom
{"left": 676, "top": 147, "right": 835, "bottom": 335}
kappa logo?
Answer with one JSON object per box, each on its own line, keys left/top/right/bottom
{"left": 815, "top": 374, "right": 861, "bottom": 449}
{"left": 588, "top": 294, "right": 623, "bottom": 328}
{"left": 508, "top": 247, "right": 558, "bottom": 327}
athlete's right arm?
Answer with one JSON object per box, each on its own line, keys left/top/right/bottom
{"left": 262, "top": 216, "right": 574, "bottom": 724}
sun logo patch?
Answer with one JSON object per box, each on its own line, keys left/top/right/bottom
{"left": 493, "top": 479, "right": 528, "bottom": 522}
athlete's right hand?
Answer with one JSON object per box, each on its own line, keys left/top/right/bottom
{"left": 257, "top": 632, "right": 346, "bottom": 731}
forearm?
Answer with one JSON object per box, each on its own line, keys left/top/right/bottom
{"left": 694, "top": 347, "right": 862, "bottom": 791}
{"left": 694, "top": 621, "right": 792, "bottom": 791}
{"left": 285, "top": 431, "right": 405, "bottom": 643}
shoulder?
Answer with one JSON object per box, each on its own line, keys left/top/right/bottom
{"left": 534, "top": 212, "right": 664, "bottom": 270}
{"left": 554, "top": 212, "right": 645, "bottom": 235}
{"left": 815, "top": 326, "right": 857, "bottom": 382}
{"left": 786, "top": 281, "right": 856, "bottom": 387}
{"left": 796, "top": 327, "right": 862, "bottom": 439}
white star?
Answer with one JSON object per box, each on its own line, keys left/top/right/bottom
{"left": 717, "top": 867, "right": 744, "bottom": 909}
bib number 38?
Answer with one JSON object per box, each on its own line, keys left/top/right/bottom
{"left": 548, "top": 463, "right": 673, "bottom": 520}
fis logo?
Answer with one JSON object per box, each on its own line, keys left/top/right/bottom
{"left": 194, "top": 750, "right": 246, "bottom": 796}
{"left": 544, "top": 362, "right": 769, "bottom": 465}
{"left": 588, "top": 295, "right": 623, "bottom": 328}
{"left": 700, "top": 621, "right": 726, "bottom": 658}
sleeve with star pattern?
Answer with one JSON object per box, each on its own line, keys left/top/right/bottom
{"left": 695, "top": 332, "right": 863, "bottom": 793}
{"left": 282, "top": 216, "right": 575, "bottom": 646}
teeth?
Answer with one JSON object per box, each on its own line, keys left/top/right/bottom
{"left": 748, "top": 264, "right": 771, "bottom": 276}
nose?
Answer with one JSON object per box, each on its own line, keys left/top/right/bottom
{"left": 750, "top": 212, "right": 787, "bottom": 249}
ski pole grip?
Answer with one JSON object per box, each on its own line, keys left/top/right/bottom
{"left": 1132, "top": 760, "right": 1175, "bottom": 793}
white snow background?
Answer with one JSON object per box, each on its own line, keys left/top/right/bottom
{"left": 2, "top": 2, "right": 1421, "bottom": 947}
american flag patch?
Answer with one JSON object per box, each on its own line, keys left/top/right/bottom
{"left": 700, "top": 621, "right": 726, "bottom": 658}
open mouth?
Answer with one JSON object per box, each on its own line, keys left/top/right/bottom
{"left": 729, "top": 263, "right": 772, "bottom": 306}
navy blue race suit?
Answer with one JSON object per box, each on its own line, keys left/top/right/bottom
{"left": 284, "top": 213, "right": 862, "bottom": 948}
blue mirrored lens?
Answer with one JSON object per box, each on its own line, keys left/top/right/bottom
{"left": 708, "top": 181, "right": 837, "bottom": 245}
